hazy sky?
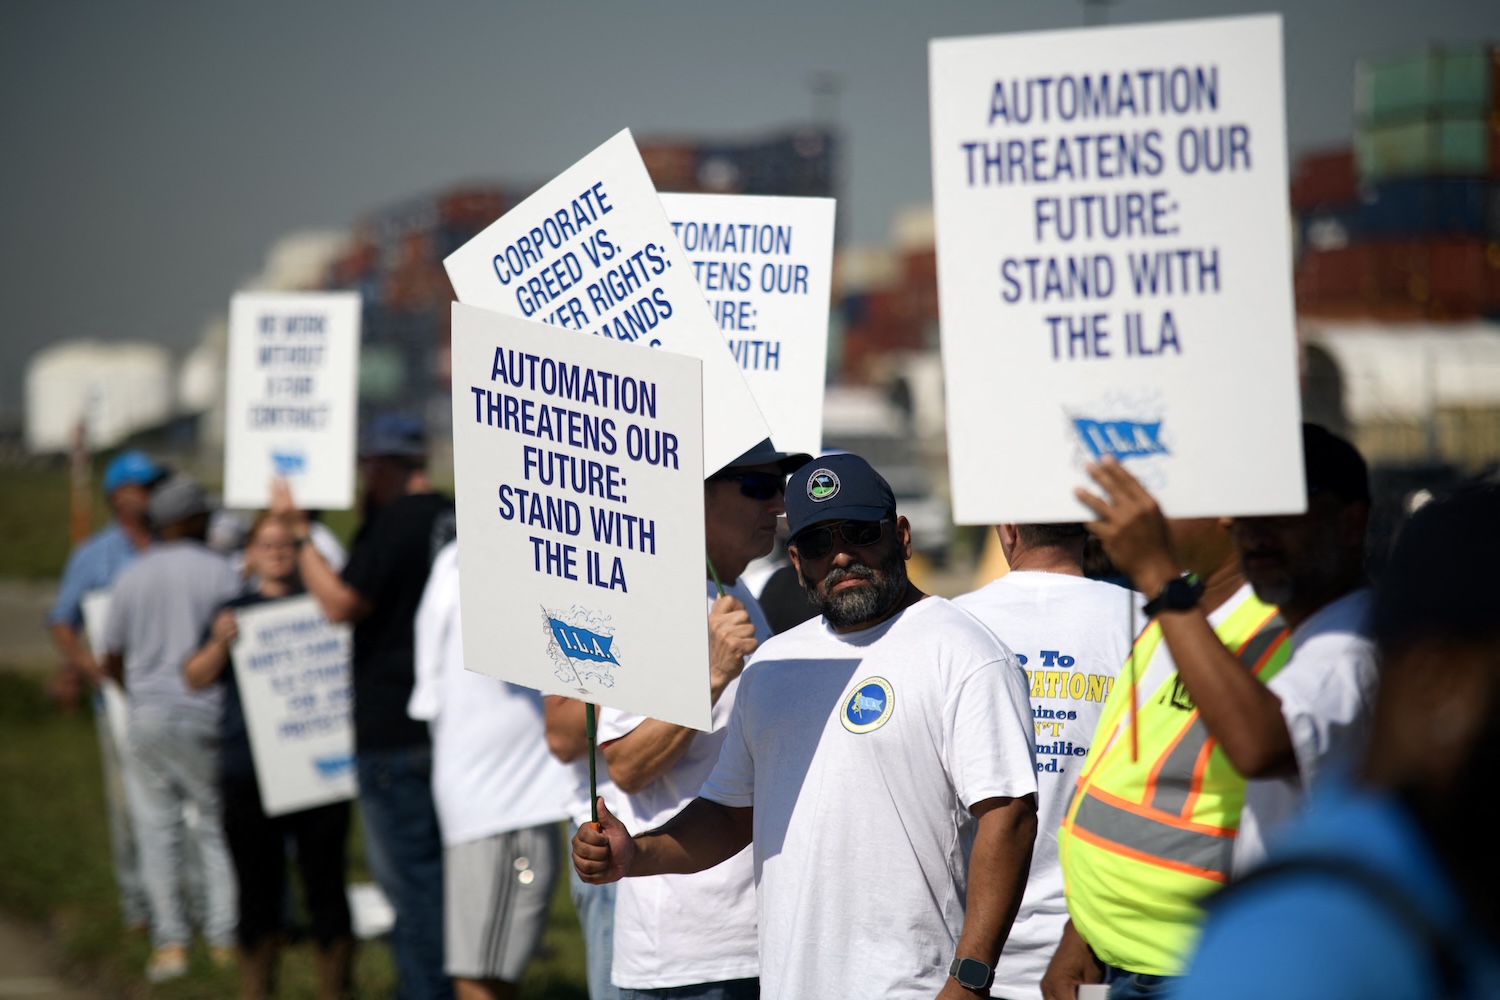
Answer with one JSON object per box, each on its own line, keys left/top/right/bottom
{"left": 2, "top": 0, "right": 1496, "bottom": 421}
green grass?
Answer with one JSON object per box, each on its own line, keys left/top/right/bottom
{"left": 0, "top": 670, "right": 589, "bottom": 998}
{"left": 0, "top": 465, "right": 80, "bottom": 579}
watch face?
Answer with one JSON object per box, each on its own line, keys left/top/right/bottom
{"left": 953, "top": 957, "right": 991, "bottom": 989}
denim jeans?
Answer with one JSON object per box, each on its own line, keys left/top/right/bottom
{"left": 569, "top": 822, "right": 621, "bottom": 1000}
{"left": 128, "top": 709, "right": 237, "bottom": 948}
{"left": 358, "top": 745, "right": 453, "bottom": 1000}
{"left": 618, "top": 979, "right": 758, "bottom": 1000}
{"left": 1103, "top": 963, "right": 1177, "bottom": 999}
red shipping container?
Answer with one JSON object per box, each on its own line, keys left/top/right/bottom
{"left": 640, "top": 142, "right": 701, "bottom": 192}
{"left": 1361, "top": 238, "right": 1492, "bottom": 319}
{"left": 440, "top": 189, "right": 507, "bottom": 229}
{"left": 1296, "top": 245, "right": 1372, "bottom": 300}
{"left": 1290, "top": 149, "right": 1358, "bottom": 210}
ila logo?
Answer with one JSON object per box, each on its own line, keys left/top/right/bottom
{"left": 841, "top": 677, "right": 894, "bottom": 734}
{"left": 544, "top": 606, "right": 622, "bottom": 692}
{"left": 272, "top": 448, "right": 307, "bottom": 475}
{"left": 807, "top": 469, "right": 840, "bottom": 502}
{"left": 1072, "top": 418, "right": 1168, "bottom": 461}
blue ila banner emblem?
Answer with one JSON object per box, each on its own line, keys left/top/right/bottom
{"left": 544, "top": 606, "right": 621, "bottom": 692}
{"left": 1073, "top": 418, "right": 1168, "bottom": 461}
{"left": 548, "top": 619, "right": 618, "bottom": 665}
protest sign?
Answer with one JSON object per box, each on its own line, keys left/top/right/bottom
{"left": 659, "top": 193, "right": 836, "bottom": 458}
{"left": 444, "top": 129, "right": 769, "bottom": 476}
{"left": 231, "top": 595, "right": 356, "bottom": 816}
{"left": 224, "top": 292, "right": 361, "bottom": 510}
{"left": 450, "top": 302, "right": 712, "bottom": 731}
{"left": 930, "top": 15, "right": 1304, "bottom": 523}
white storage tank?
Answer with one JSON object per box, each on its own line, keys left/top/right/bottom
{"left": 25, "top": 341, "right": 174, "bottom": 453}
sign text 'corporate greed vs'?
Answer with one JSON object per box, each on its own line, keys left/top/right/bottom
{"left": 931, "top": 15, "right": 1304, "bottom": 523}
{"left": 450, "top": 303, "right": 713, "bottom": 732}
{"left": 444, "top": 130, "right": 769, "bottom": 476}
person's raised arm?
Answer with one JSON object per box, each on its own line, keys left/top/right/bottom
{"left": 602, "top": 594, "right": 758, "bottom": 792}
{"left": 1075, "top": 458, "right": 1296, "bottom": 778}
{"left": 269, "top": 478, "right": 371, "bottom": 624}
{"left": 184, "top": 609, "right": 238, "bottom": 690}
{"left": 939, "top": 795, "right": 1037, "bottom": 1000}
{"left": 572, "top": 795, "right": 752, "bottom": 884}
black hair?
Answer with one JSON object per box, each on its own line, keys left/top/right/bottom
{"left": 1373, "top": 483, "right": 1500, "bottom": 654}
{"left": 1017, "top": 523, "right": 1088, "bottom": 549}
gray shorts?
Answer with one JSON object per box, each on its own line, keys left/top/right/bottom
{"left": 444, "top": 823, "right": 560, "bottom": 981}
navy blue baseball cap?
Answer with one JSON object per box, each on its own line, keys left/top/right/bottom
{"left": 785, "top": 453, "right": 896, "bottom": 538}
{"left": 359, "top": 413, "right": 427, "bottom": 459}
{"left": 102, "top": 450, "right": 165, "bottom": 494}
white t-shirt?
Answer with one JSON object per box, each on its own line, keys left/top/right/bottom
{"left": 954, "top": 571, "right": 1142, "bottom": 1000}
{"left": 700, "top": 596, "right": 1037, "bottom": 1000}
{"left": 1233, "top": 587, "right": 1378, "bottom": 872}
{"left": 408, "top": 542, "right": 572, "bottom": 847}
{"left": 595, "top": 577, "right": 769, "bottom": 989}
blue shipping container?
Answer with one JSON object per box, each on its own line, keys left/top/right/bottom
{"left": 1359, "top": 179, "right": 1491, "bottom": 237}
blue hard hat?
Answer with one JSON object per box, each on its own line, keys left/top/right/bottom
{"left": 102, "top": 450, "right": 165, "bottom": 494}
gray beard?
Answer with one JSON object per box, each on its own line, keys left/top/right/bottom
{"left": 804, "top": 546, "right": 908, "bottom": 629}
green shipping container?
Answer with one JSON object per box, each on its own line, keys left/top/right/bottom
{"left": 1355, "top": 116, "right": 1492, "bottom": 181}
{"left": 1355, "top": 45, "right": 1493, "bottom": 124}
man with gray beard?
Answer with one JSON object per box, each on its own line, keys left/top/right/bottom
{"left": 575, "top": 453, "right": 1038, "bottom": 1000}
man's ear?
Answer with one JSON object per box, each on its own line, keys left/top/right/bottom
{"left": 788, "top": 542, "right": 802, "bottom": 576}
{"left": 997, "top": 523, "right": 1019, "bottom": 562}
{"left": 895, "top": 516, "right": 914, "bottom": 560}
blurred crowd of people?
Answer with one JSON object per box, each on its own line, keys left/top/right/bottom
{"left": 47, "top": 415, "right": 1499, "bottom": 1000}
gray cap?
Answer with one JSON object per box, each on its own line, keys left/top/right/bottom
{"left": 147, "top": 472, "right": 214, "bottom": 529}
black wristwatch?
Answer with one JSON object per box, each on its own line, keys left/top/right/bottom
{"left": 1142, "top": 571, "right": 1204, "bottom": 617}
{"left": 949, "top": 956, "right": 994, "bottom": 992}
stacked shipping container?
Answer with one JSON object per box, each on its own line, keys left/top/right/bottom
{"left": 314, "top": 128, "right": 839, "bottom": 420}
{"left": 1295, "top": 44, "right": 1500, "bottom": 321}
{"left": 639, "top": 128, "right": 835, "bottom": 198}
{"left": 318, "top": 185, "right": 530, "bottom": 421}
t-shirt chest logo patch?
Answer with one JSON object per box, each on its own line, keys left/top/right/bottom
{"left": 841, "top": 676, "right": 894, "bottom": 734}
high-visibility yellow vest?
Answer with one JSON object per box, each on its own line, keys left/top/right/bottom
{"left": 1057, "top": 588, "right": 1292, "bottom": 975}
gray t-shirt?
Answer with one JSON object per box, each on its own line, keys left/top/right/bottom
{"left": 103, "top": 539, "right": 241, "bottom": 720}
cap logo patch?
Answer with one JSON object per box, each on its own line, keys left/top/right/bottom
{"left": 807, "top": 469, "right": 840, "bottom": 502}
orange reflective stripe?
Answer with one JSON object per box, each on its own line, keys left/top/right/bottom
{"left": 1082, "top": 783, "right": 1237, "bottom": 838}
{"left": 1143, "top": 711, "right": 1202, "bottom": 813}
{"left": 1178, "top": 729, "right": 1220, "bottom": 821}
{"left": 1069, "top": 789, "right": 1234, "bottom": 882}
{"left": 1233, "top": 610, "right": 1287, "bottom": 671}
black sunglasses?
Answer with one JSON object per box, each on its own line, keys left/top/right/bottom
{"left": 790, "top": 519, "right": 886, "bottom": 560}
{"left": 711, "top": 471, "right": 786, "bottom": 501}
